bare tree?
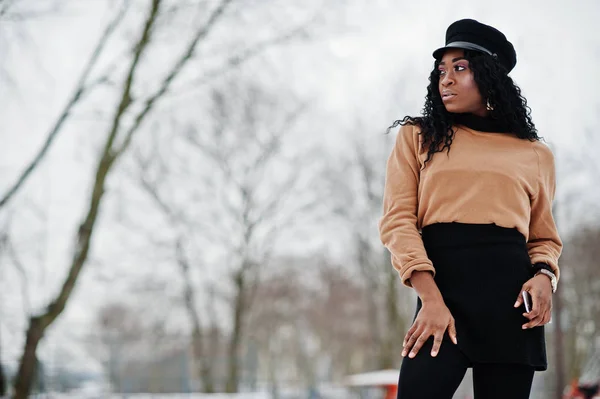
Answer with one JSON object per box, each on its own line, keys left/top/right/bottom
{"left": 246, "top": 257, "right": 375, "bottom": 389}
{"left": 0, "top": 1, "right": 128, "bottom": 209}
{"left": 0, "top": 0, "right": 61, "bottom": 20}
{"left": 549, "top": 134, "right": 600, "bottom": 398}
{"left": 0, "top": 0, "right": 327, "bottom": 210}
{"left": 559, "top": 225, "right": 600, "bottom": 384}
{"left": 10, "top": 0, "right": 335, "bottom": 394}
{"left": 322, "top": 131, "right": 410, "bottom": 370}
{"left": 96, "top": 303, "right": 144, "bottom": 392}
{"left": 0, "top": 228, "right": 8, "bottom": 396}
{"left": 183, "top": 83, "right": 322, "bottom": 392}
{"left": 354, "top": 138, "right": 408, "bottom": 369}
{"left": 129, "top": 76, "right": 324, "bottom": 392}
{"left": 245, "top": 259, "right": 307, "bottom": 395}
{"left": 135, "top": 158, "right": 218, "bottom": 392}
{"left": 13, "top": 0, "right": 170, "bottom": 396}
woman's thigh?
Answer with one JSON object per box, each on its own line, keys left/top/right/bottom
{"left": 397, "top": 336, "right": 470, "bottom": 399}
{"left": 472, "top": 363, "right": 535, "bottom": 399}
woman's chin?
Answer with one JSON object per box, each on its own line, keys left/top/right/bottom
{"left": 443, "top": 104, "right": 467, "bottom": 113}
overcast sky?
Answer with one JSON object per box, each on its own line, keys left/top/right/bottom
{"left": 1, "top": 0, "right": 599, "bottom": 374}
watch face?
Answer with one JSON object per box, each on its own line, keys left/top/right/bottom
{"left": 538, "top": 269, "right": 557, "bottom": 292}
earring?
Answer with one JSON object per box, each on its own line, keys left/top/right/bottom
{"left": 486, "top": 99, "right": 494, "bottom": 111}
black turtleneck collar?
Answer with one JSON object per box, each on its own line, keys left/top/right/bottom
{"left": 453, "top": 113, "right": 511, "bottom": 133}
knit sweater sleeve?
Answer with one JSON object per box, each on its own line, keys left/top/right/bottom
{"left": 378, "top": 124, "right": 435, "bottom": 287}
{"left": 527, "top": 145, "right": 563, "bottom": 281}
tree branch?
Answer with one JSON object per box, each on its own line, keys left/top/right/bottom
{"left": 0, "top": 0, "right": 17, "bottom": 18}
{"left": 5, "top": 235, "right": 31, "bottom": 318}
{"left": 113, "top": 0, "right": 235, "bottom": 157}
{"left": 172, "top": 19, "right": 312, "bottom": 97}
{"left": 0, "top": 1, "right": 130, "bottom": 209}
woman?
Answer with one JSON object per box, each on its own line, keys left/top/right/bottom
{"left": 379, "top": 19, "right": 562, "bottom": 399}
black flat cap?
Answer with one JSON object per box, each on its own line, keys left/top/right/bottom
{"left": 433, "top": 19, "right": 517, "bottom": 73}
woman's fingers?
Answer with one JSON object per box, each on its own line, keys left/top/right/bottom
{"left": 430, "top": 332, "right": 444, "bottom": 357}
{"left": 523, "top": 313, "right": 543, "bottom": 329}
{"left": 403, "top": 323, "right": 418, "bottom": 348}
{"left": 408, "top": 332, "right": 430, "bottom": 358}
{"left": 513, "top": 289, "right": 524, "bottom": 308}
{"left": 522, "top": 293, "right": 550, "bottom": 329}
{"left": 448, "top": 317, "right": 458, "bottom": 344}
{"left": 402, "top": 327, "right": 421, "bottom": 357}
{"left": 404, "top": 328, "right": 449, "bottom": 358}
{"left": 540, "top": 310, "right": 551, "bottom": 325}
{"left": 402, "top": 303, "right": 457, "bottom": 358}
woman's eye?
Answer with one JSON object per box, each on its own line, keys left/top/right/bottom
{"left": 438, "top": 69, "right": 446, "bottom": 75}
{"left": 455, "top": 65, "right": 467, "bottom": 71}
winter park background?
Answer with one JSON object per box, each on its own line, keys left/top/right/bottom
{"left": 1, "top": 0, "right": 600, "bottom": 398}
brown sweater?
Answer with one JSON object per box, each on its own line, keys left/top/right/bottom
{"left": 379, "top": 123, "right": 563, "bottom": 287}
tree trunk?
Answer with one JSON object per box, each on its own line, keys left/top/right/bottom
{"left": 225, "top": 269, "right": 246, "bottom": 393}
{"left": 190, "top": 325, "right": 215, "bottom": 393}
{"left": 380, "top": 250, "right": 404, "bottom": 369}
{"left": 356, "top": 235, "right": 382, "bottom": 370}
{"left": 0, "top": 331, "right": 6, "bottom": 396}
{"left": 0, "top": 363, "right": 5, "bottom": 397}
{"left": 366, "top": 290, "right": 382, "bottom": 369}
{"left": 11, "top": 2, "right": 162, "bottom": 397}
{"left": 12, "top": 317, "right": 45, "bottom": 399}
{"left": 554, "top": 282, "right": 565, "bottom": 398}
{"left": 175, "top": 239, "right": 215, "bottom": 393}
{"left": 552, "top": 202, "right": 566, "bottom": 399}
{"left": 12, "top": 150, "right": 113, "bottom": 399}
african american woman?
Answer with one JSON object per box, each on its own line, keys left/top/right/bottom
{"left": 378, "top": 19, "right": 562, "bottom": 399}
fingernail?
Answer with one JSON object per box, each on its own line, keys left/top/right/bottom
{"left": 401, "top": 350, "right": 406, "bottom": 357}
{"left": 431, "top": 351, "right": 438, "bottom": 357}
{"left": 409, "top": 352, "right": 415, "bottom": 358}
{"left": 522, "top": 326, "right": 527, "bottom": 329}
{"left": 514, "top": 301, "right": 519, "bottom": 307}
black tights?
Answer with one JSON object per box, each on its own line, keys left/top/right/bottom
{"left": 397, "top": 336, "right": 535, "bottom": 399}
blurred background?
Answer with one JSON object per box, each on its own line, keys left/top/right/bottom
{"left": 0, "top": 0, "right": 599, "bottom": 398}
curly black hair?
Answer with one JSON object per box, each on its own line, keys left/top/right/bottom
{"left": 387, "top": 49, "right": 540, "bottom": 166}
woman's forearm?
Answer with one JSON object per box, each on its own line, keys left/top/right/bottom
{"left": 410, "top": 270, "right": 444, "bottom": 304}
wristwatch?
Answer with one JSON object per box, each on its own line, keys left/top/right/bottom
{"left": 535, "top": 268, "right": 557, "bottom": 293}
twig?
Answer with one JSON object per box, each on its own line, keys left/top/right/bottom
{"left": 0, "top": 1, "right": 130, "bottom": 209}
{"left": 113, "top": 0, "right": 235, "bottom": 157}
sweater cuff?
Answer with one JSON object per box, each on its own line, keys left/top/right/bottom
{"left": 530, "top": 255, "right": 560, "bottom": 282}
{"left": 400, "top": 260, "right": 436, "bottom": 288}
{"left": 532, "top": 262, "right": 554, "bottom": 276}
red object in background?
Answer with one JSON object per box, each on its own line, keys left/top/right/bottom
{"left": 563, "top": 379, "right": 600, "bottom": 399}
{"left": 383, "top": 384, "right": 397, "bottom": 399}
{"left": 344, "top": 369, "right": 399, "bottom": 399}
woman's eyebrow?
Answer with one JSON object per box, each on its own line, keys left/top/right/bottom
{"left": 438, "top": 57, "right": 467, "bottom": 66}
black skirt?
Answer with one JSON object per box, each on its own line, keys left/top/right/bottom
{"left": 414, "top": 222, "right": 547, "bottom": 370}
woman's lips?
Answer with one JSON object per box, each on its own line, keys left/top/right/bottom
{"left": 442, "top": 93, "right": 456, "bottom": 102}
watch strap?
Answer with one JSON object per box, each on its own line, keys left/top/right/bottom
{"left": 535, "top": 268, "right": 557, "bottom": 293}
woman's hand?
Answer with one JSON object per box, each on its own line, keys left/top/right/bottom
{"left": 402, "top": 299, "right": 458, "bottom": 358}
{"left": 513, "top": 274, "right": 553, "bottom": 329}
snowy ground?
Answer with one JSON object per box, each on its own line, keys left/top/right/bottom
{"left": 22, "top": 393, "right": 352, "bottom": 399}
{"left": 21, "top": 387, "right": 356, "bottom": 399}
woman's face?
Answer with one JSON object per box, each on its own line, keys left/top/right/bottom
{"left": 438, "top": 48, "right": 487, "bottom": 117}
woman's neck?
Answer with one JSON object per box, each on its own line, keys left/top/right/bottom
{"left": 453, "top": 113, "right": 511, "bottom": 133}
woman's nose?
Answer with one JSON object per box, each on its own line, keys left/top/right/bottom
{"left": 441, "top": 73, "right": 454, "bottom": 86}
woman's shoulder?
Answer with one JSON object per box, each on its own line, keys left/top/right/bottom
{"left": 393, "top": 118, "right": 424, "bottom": 137}
{"left": 394, "top": 121, "right": 425, "bottom": 150}
{"left": 529, "top": 139, "right": 555, "bottom": 165}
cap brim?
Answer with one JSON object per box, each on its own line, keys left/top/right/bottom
{"left": 432, "top": 46, "right": 454, "bottom": 59}
{"left": 432, "top": 45, "right": 474, "bottom": 59}
{"left": 432, "top": 42, "right": 492, "bottom": 60}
